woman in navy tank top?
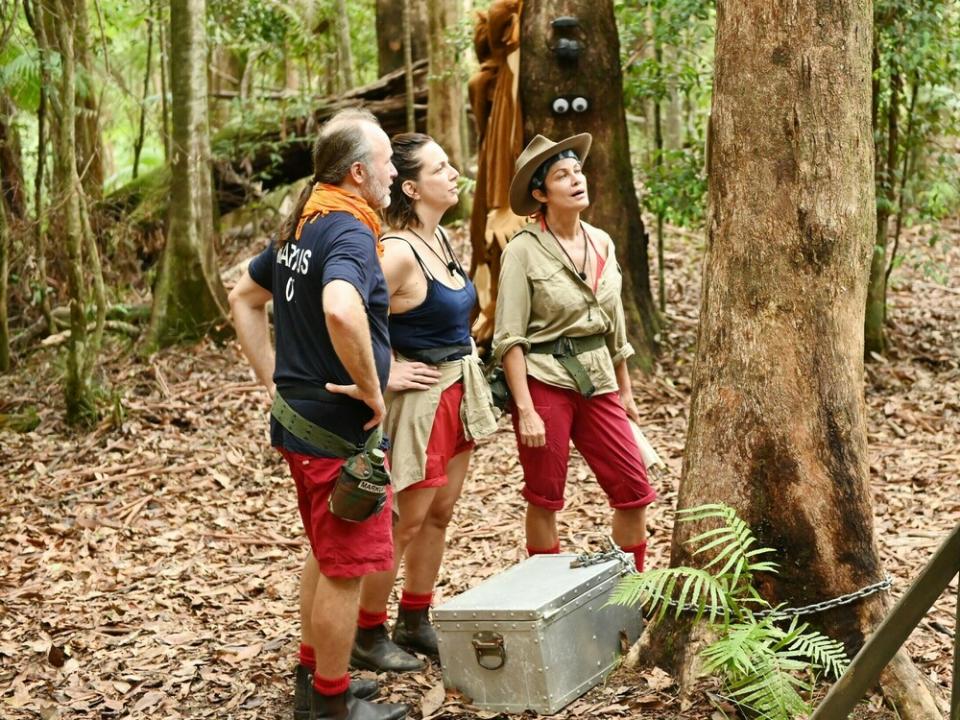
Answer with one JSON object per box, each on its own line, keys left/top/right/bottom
{"left": 351, "top": 133, "right": 481, "bottom": 672}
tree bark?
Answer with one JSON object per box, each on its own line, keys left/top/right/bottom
{"left": 146, "top": 0, "right": 229, "bottom": 350}
{"left": 377, "top": 0, "right": 428, "bottom": 77}
{"left": 644, "top": 2, "right": 941, "bottom": 717}
{"left": 426, "top": 0, "right": 465, "bottom": 173}
{"left": 520, "top": 0, "right": 659, "bottom": 370}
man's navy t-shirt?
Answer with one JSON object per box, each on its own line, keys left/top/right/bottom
{"left": 248, "top": 211, "right": 391, "bottom": 457}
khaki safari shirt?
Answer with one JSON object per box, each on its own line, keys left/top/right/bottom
{"left": 492, "top": 220, "right": 635, "bottom": 395}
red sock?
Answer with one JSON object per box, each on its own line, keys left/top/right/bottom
{"left": 312, "top": 672, "right": 350, "bottom": 696}
{"left": 399, "top": 590, "right": 433, "bottom": 611}
{"left": 299, "top": 643, "right": 315, "bottom": 670}
{"left": 622, "top": 542, "right": 648, "bottom": 572}
{"left": 357, "top": 608, "right": 388, "bottom": 629}
{"left": 527, "top": 541, "right": 560, "bottom": 556}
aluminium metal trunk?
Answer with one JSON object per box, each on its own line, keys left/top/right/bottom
{"left": 433, "top": 553, "right": 643, "bottom": 715}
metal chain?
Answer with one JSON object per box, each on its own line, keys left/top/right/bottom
{"left": 658, "top": 575, "right": 895, "bottom": 619}
{"left": 570, "top": 542, "right": 894, "bottom": 619}
{"left": 569, "top": 537, "right": 636, "bottom": 570}
{"left": 570, "top": 549, "right": 630, "bottom": 568}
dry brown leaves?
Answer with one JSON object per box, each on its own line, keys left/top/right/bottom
{"left": 1, "top": 218, "right": 957, "bottom": 719}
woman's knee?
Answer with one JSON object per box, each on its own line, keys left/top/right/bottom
{"left": 394, "top": 513, "right": 428, "bottom": 547}
{"left": 424, "top": 499, "right": 457, "bottom": 531}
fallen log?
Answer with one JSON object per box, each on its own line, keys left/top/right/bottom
{"left": 100, "top": 61, "right": 429, "bottom": 235}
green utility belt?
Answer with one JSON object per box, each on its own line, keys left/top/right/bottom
{"left": 529, "top": 334, "right": 606, "bottom": 397}
{"left": 271, "top": 390, "right": 381, "bottom": 458}
{"left": 272, "top": 389, "right": 388, "bottom": 523}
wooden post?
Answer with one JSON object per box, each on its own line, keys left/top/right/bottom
{"left": 810, "top": 524, "right": 959, "bottom": 719}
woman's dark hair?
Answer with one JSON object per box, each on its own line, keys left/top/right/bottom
{"left": 276, "top": 109, "right": 378, "bottom": 246}
{"left": 529, "top": 149, "right": 580, "bottom": 217}
{"left": 381, "top": 132, "right": 434, "bottom": 230}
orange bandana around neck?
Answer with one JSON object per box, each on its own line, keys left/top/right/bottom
{"left": 296, "top": 183, "right": 384, "bottom": 256}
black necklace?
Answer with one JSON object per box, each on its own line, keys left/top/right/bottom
{"left": 545, "top": 221, "right": 588, "bottom": 281}
{"left": 410, "top": 228, "right": 459, "bottom": 277}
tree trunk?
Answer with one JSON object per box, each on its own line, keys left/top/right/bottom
{"left": 0, "top": 186, "right": 9, "bottom": 372}
{"left": 403, "top": 0, "right": 416, "bottom": 132}
{"left": 426, "top": 0, "right": 465, "bottom": 174}
{"left": 864, "top": 64, "right": 901, "bottom": 357}
{"left": 645, "top": 2, "right": 941, "bottom": 717}
{"left": 334, "top": 0, "right": 355, "bottom": 92}
{"left": 24, "top": 0, "right": 54, "bottom": 332}
{"left": 208, "top": 44, "right": 242, "bottom": 132}
{"left": 520, "top": 0, "right": 659, "bottom": 370}
{"left": 132, "top": 11, "right": 154, "bottom": 179}
{"left": 49, "top": 0, "right": 98, "bottom": 425}
{"left": 146, "top": 0, "right": 229, "bottom": 350}
{"left": 72, "top": 0, "right": 104, "bottom": 199}
{"left": 0, "top": 94, "right": 26, "bottom": 220}
{"left": 377, "top": 0, "right": 428, "bottom": 77}
{"left": 886, "top": 74, "right": 920, "bottom": 292}
{"left": 158, "top": 0, "right": 171, "bottom": 161}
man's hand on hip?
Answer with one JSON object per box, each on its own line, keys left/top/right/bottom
{"left": 325, "top": 382, "right": 386, "bottom": 430}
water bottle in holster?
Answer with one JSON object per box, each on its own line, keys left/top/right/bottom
{"left": 328, "top": 448, "right": 390, "bottom": 522}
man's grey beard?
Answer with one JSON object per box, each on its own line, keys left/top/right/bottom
{"left": 360, "top": 171, "right": 391, "bottom": 210}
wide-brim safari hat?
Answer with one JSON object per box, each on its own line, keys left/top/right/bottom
{"left": 508, "top": 132, "right": 592, "bottom": 216}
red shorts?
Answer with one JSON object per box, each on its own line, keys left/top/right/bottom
{"left": 280, "top": 449, "right": 394, "bottom": 578}
{"left": 511, "top": 377, "right": 657, "bottom": 512}
{"left": 406, "top": 382, "right": 475, "bottom": 492}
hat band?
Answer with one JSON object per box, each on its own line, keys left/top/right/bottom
{"left": 529, "top": 149, "right": 580, "bottom": 193}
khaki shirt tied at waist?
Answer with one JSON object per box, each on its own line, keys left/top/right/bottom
{"left": 384, "top": 348, "right": 499, "bottom": 493}
{"left": 492, "top": 221, "right": 635, "bottom": 395}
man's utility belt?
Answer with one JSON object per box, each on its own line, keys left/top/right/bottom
{"left": 272, "top": 388, "right": 389, "bottom": 522}
{"left": 529, "top": 334, "right": 606, "bottom": 397}
{"left": 397, "top": 343, "right": 472, "bottom": 365}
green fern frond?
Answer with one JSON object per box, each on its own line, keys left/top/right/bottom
{"left": 676, "top": 503, "right": 735, "bottom": 522}
{"left": 607, "top": 567, "right": 732, "bottom": 624}
{"left": 680, "top": 503, "right": 778, "bottom": 589}
{"left": 785, "top": 627, "right": 849, "bottom": 679}
{"left": 724, "top": 644, "right": 812, "bottom": 719}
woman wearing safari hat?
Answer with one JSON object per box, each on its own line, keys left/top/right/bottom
{"left": 491, "top": 132, "right": 656, "bottom": 571}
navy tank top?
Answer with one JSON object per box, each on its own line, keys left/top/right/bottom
{"left": 387, "top": 231, "right": 477, "bottom": 360}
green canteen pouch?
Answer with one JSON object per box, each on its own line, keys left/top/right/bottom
{"left": 328, "top": 451, "right": 389, "bottom": 523}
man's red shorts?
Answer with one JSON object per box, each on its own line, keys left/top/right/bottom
{"left": 511, "top": 377, "right": 657, "bottom": 512}
{"left": 280, "top": 449, "right": 394, "bottom": 578}
{"left": 405, "top": 381, "right": 475, "bottom": 492}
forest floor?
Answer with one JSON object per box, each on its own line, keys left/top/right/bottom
{"left": 1, "top": 215, "right": 958, "bottom": 720}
